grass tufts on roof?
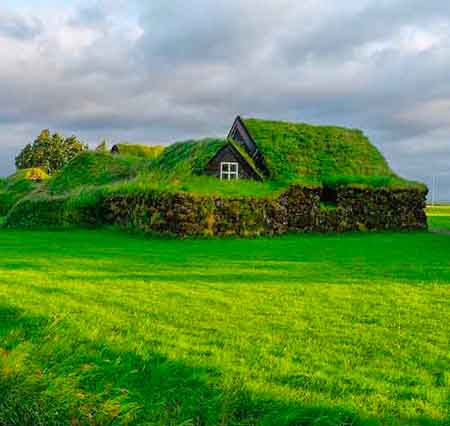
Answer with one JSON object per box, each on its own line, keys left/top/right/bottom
{"left": 0, "top": 168, "right": 49, "bottom": 215}
{"left": 113, "top": 144, "right": 165, "bottom": 159}
{"left": 242, "top": 118, "right": 396, "bottom": 182}
{"left": 48, "top": 151, "right": 149, "bottom": 194}
{"left": 153, "top": 138, "right": 228, "bottom": 177}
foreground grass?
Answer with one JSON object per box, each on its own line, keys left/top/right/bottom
{"left": 0, "top": 229, "right": 450, "bottom": 425}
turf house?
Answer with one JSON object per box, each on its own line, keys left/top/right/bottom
{"left": 201, "top": 115, "right": 394, "bottom": 184}
{"left": 3, "top": 116, "right": 428, "bottom": 236}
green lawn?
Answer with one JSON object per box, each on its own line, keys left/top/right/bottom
{"left": 427, "top": 205, "right": 450, "bottom": 231}
{"left": 1, "top": 228, "right": 450, "bottom": 425}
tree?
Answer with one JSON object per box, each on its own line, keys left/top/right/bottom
{"left": 15, "top": 130, "right": 87, "bottom": 174}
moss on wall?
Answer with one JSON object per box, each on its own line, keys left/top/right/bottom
{"left": 6, "top": 184, "right": 428, "bottom": 236}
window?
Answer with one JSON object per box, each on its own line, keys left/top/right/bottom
{"left": 220, "top": 162, "right": 239, "bottom": 180}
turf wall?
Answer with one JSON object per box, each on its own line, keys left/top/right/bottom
{"left": 6, "top": 184, "right": 427, "bottom": 236}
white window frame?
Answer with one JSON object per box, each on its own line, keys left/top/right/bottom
{"left": 220, "top": 162, "right": 239, "bottom": 180}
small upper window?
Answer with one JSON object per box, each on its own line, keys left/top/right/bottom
{"left": 220, "top": 162, "right": 239, "bottom": 180}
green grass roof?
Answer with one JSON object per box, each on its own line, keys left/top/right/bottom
{"left": 242, "top": 118, "right": 396, "bottom": 182}
{"left": 153, "top": 138, "right": 228, "bottom": 177}
{"left": 48, "top": 152, "right": 149, "bottom": 194}
{"left": 113, "top": 144, "right": 165, "bottom": 159}
{"left": 0, "top": 168, "right": 48, "bottom": 215}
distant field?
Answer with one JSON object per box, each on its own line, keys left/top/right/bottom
{"left": 427, "top": 205, "right": 450, "bottom": 231}
{"left": 1, "top": 228, "right": 450, "bottom": 425}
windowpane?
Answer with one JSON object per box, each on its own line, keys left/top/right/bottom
{"left": 220, "top": 162, "right": 239, "bottom": 180}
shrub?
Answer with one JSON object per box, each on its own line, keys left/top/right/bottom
{"left": 15, "top": 129, "right": 87, "bottom": 174}
{"left": 25, "top": 168, "right": 50, "bottom": 182}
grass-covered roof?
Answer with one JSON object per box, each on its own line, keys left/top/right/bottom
{"left": 0, "top": 168, "right": 49, "bottom": 215}
{"left": 49, "top": 151, "right": 149, "bottom": 194}
{"left": 242, "top": 118, "right": 396, "bottom": 182}
{"left": 154, "top": 138, "right": 228, "bottom": 177}
{"left": 113, "top": 144, "right": 165, "bottom": 159}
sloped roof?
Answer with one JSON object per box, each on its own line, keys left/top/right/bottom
{"left": 154, "top": 138, "right": 228, "bottom": 176}
{"left": 154, "top": 137, "right": 265, "bottom": 180}
{"left": 228, "top": 140, "right": 264, "bottom": 180}
{"left": 49, "top": 151, "right": 148, "bottom": 193}
{"left": 111, "top": 144, "right": 165, "bottom": 159}
{"left": 241, "top": 117, "right": 396, "bottom": 181}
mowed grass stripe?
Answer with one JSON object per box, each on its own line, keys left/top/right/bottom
{"left": 0, "top": 229, "right": 450, "bottom": 425}
{"left": 427, "top": 205, "right": 450, "bottom": 232}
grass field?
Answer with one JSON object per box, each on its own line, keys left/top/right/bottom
{"left": 1, "top": 218, "right": 450, "bottom": 424}
{"left": 427, "top": 205, "right": 450, "bottom": 231}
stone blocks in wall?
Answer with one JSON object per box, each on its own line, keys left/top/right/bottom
{"left": 6, "top": 184, "right": 428, "bottom": 236}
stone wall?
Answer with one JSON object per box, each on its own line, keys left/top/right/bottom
{"left": 334, "top": 186, "right": 428, "bottom": 231}
{"left": 101, "top": 184, "right": 427, "bottom": 236}
{"left": 102, "top": 192, "right": 288, "bottom": 237}
{"left": 6, "top": 184, "right": 428, "bottom": 236}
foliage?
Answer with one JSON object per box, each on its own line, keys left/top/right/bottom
{"left": 242, "top": 118, "right": 396, "bottom": 181}
{"left": 113, "top": 143, "right": 165, "bottom": 159}
{"left": 48, "top": 151, "right": 149, "bottom": 194}
{"left": 15, "top": 129, "right": 87, "bottom": 174}
{"left": 0, "top": 229, "right": 449, "bottom": 425}
{"left": 24, "top": 167, "right": 50, "bottom": 182}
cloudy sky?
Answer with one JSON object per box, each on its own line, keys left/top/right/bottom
{"left": 0, "top": 0, "right": 449, "bottom": 199}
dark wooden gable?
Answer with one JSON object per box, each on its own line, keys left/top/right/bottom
{"left": 227, "top": 116, "right": 258, "bottom": 157}
{"left": 228, "top": 116, "right": 269, "bottom": 177}
{"left": 204, "top": 143, "right": 262, "bottom": 181}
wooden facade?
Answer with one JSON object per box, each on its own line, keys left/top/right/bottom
{"left": 204, "top": 144, "right": 262, "bottom": 181}
{"left": 227, "top": 116, "right": 268, "bottom": 176}
{"left": 204, "top": 116, "right": 268, "bottom": 181}
{"left": 228, "top": 116, "right": 259, "bottom": 157}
